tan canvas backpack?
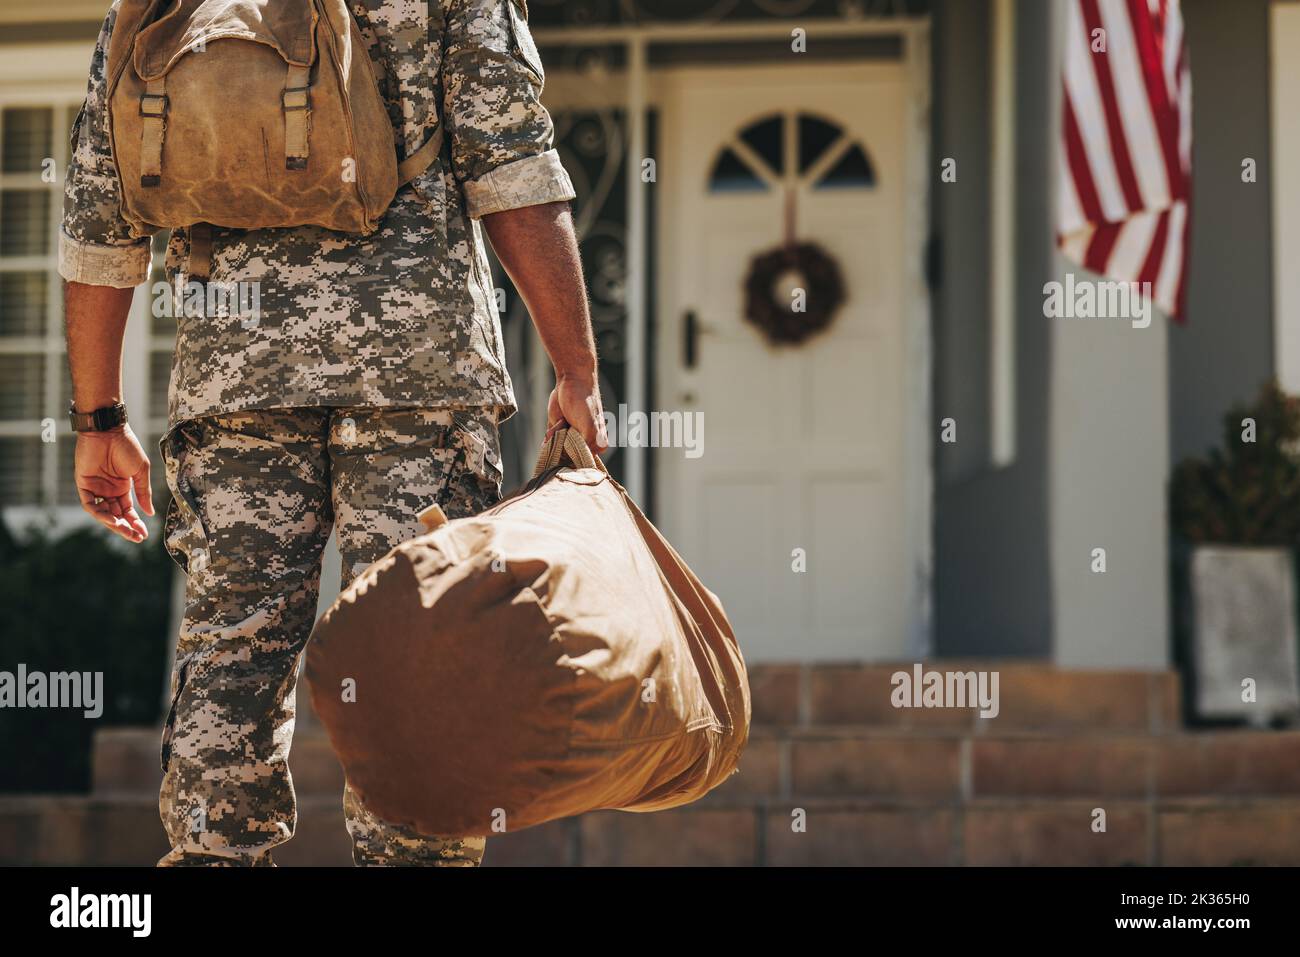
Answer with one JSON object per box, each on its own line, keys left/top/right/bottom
{"left": 104, "top": 0, "right": 442, "bottom": 278}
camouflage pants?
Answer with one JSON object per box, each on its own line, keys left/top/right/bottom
{"left": 156, "top": 406, "right": 503, "bottom": 866}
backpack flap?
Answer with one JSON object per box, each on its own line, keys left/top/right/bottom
{"left": 133, "top": 0, "right": 317, "bottom": 79}
{"left": 131, "top": 0, "right": 318, "bottom": 186}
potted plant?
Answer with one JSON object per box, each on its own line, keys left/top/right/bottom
{"left": 1170, "top": 381, "right": 1300, "bottom": 725}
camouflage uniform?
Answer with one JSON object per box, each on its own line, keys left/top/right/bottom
{"left": 61, "top": 0, "right": 572, "bottom": 866}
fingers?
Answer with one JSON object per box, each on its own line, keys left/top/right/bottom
{"left": 573, "top": 424, "right": 607, "bottom": 455}
{"left": 548, "top": 384, "right": 609, "bottom": 454}
{"left": 133, "top": 464, "right": 155, "bottom": 517}
{"left": 77, "top": 474, "right": 149, "bottom": 543}
{"left": 585, "top": 394, "right": 610, "bottom": 453}
{"left": 115, "top": 494, "right": 150, "bottom": 542}
{"left": 567, "top": 394, "right": 608, "bottom": 454}
{"left": 545, "top": 389, "right": 563, "bottom": 438}
{"left": 550, "top": 406, "right": 601, "bottom": 451}
{"left": 77, "top": 485, "right": 147, "bottom": 543}
{"left": 77, "top": 478, "right": 120, "bottom": 518}
{"left": 571, "top": 415, "right": 607, "bottom": 455}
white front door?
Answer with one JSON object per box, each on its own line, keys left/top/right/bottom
{"left": 655, "top": 60, "right": 927, "bottom": 662}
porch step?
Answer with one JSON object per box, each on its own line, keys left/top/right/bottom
{"left": 93, "top": 725, "right": 1298, "bottom": 803}
{"left": 750, "top": 663, "right": 1181, "bottom": 733}
{"left": 91, "top": 664, "right": 1182, "bottom": 795}
{"left": 7, "top": 663, "right": 1236, "bottom": 865}
{"left": 0, "top": 794, "right": 351, "bottom": 867}
{"left": 92, "top": 727, "right": 347, "bottom": 797}
{"left": 726, "top": 728, "right": 1300, "bottom": 802}
{"left": 492, "top": 796, "right": 1300, "bottom": 867}
{"left": 4, "top": 794, "right": 1299, "bottom": 867}
{"left": 62, "top": 720, "right": 1300, "bottom": 867}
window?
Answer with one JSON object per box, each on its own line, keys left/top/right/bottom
{"left": 708, "top": 110, "right": 876, "bottom": 194}
{"left": 0, "top": 99, "right": 171, "bottom": 513}
{"left": 0, "top": 102, "right": 78, "bottom": 507}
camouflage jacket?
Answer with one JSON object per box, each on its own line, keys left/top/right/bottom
{"left": 60, "top": 0, "right": 573, "bottom": 425}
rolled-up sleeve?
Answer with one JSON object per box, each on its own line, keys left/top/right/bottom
{"left": 442, "top": 0, "right": 576, "bottom": 219}
{"left": 60, "top": 3, "right": 152, "bottom": 288}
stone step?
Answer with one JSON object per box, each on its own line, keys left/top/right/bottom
{"left": 725, "top": 729, "right": 1300, "bottom": 802}
{"left": 91, "top": 663, "right": 1183, "bottom": 793}
{"left": 749, "top": 663, "right": 1181, "bottom": 733}
{"left": 92, "top": 726, "right": 1300, "bottom": 804}
{"left": 0, "top": 794, "right": 352, "bottom": 867}
{"left": 501, "top": 795, "right": 1300, "bottom": 866}
{"left": 93, "top": 727, "right": 347, "bottom": 797}
{"left": 5, "top": 794, "right": 1300, "bottom": 867}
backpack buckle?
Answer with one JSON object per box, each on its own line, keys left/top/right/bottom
{"left": 282, "top": 87, "right": 311, "bottom": 112}
{"left": 139, "top": 93, "right": 169, "bottom": 118}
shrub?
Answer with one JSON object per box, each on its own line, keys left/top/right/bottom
{"left": 0, "top": 515, "right": 174, "bottom": 792}
{"left": 1170, "top": 381, "right": 1300, "bottom": 546}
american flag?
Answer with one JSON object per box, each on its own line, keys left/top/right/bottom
{"left": 1058, "top": 0, "right": 1192, "bottom": 320}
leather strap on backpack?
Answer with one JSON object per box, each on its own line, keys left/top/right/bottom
{"left": 188, "top": 222, "right": 212, "bottom": 283}
{"left": 138, "top": 75, "right": 167, "bottom": 187}
{"left": 397, "top": 125, "right": 445, "bottom": 187}
{"left": 283, "top": 63, "right": 312, "bottom": 170}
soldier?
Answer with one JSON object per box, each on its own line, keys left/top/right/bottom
{"left": 61, "top": 0, "right": 608, "bottom": 866}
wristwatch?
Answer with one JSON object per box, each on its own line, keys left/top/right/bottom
{"left": 69, "top": 401, "right": 128, "bottom": 433}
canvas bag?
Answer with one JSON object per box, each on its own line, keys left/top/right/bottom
{"left": 104, "top": 0, "right": 442, "bottom": 275}
{"left": 305, "top": 428, "right": 751, "bottom": 836}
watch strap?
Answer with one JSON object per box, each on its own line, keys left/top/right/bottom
{"left": 69, "top": 402, "right": 128, "bottom": 433}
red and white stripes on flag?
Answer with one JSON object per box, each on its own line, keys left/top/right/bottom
{"left": 1059, "top": 0, "right": 1192, "bottom": 320}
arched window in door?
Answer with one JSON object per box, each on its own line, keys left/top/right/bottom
{"left": 708, "top": 111, "right": 876, "bottom": 194}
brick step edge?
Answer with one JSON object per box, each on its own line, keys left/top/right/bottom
{"left": 4, "top": 795, "right": 1299, "bottom": 867}
{"left": 91, "top": 729, "right": 1300, "bottom": 801}
{"left": 749, "top": 664, "right": 1182, "bottom": 733}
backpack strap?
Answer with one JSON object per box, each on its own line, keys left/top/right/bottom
{"left": 397, "top": 125, "right": 445, "bottom": 187}
{"left": 107, "top": 1, "right": 168, "bottom": 191}
{"left": 283, "top": 62, "right": 312, "bottom": 170}
{"left": 188, "top": 222, "right": 213, "bottom": 283}
{"left": 138, "top": 75, "right": 167, "bottom": 187}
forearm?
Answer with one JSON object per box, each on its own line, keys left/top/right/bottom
{"left": 65, "top": 280, "right": 134, "bottom": 412}
{"left": 481, "top": 201, "right": 597, "bottom": 381}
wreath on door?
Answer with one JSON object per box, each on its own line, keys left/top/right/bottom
{"left": 742, "top": 187, "right": 846, "bottom": 347}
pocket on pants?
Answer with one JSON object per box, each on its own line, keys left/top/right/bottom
{"left": 159, "top": 422, "right": 209, "bottom": 575}
{"left": 452, "top": 411, "right": 503, "bottom": 488}
{"left": 160, "top": 658, "right": 190, "bottom": 774}
{"left": 442, "top": 411, "right": 504, "bottom": 516}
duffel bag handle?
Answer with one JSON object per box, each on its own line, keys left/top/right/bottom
{"left": 532, "top": 424, "right": 606, "bottom": 478}
{"left": 419, "top": 424, "right": 604, "bottom": 531}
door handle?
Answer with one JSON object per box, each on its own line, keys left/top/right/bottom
{"left": 684, "top": 310, "right": 699, "bottom": 369}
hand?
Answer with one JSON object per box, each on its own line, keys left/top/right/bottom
{"left": 546, "top": 372, "right": 609, "bottom": 455}
{"left": 74, "top": 424, "right": 154, "bottom": 543}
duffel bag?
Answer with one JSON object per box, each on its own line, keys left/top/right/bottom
{"left": 305, "top": 427, "right": 751, "bottom": 836}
